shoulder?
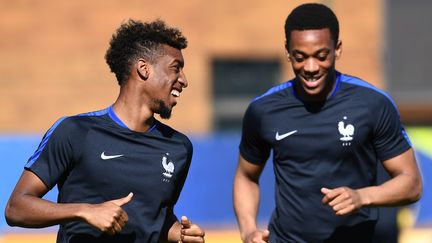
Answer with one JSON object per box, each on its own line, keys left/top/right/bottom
{"left": 247, "top": 79, "right": 295, "bottom": 114}
{"left": 48, "top": 107, "right": 110, "bottom": 138}
{"left": 253, "top": 79, "right": 294, "bottom": 103}
{"left": 155, "top": 121, "right": 192, "bottom": 149}
{"left": 338, "top": 73, "right": 397, "bottom": 109}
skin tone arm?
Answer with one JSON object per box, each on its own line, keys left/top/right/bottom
{"left": 233, "top": 154, "right": 270, "bottom": 243}
{"left": 322, "top": 148, "right": 423, "bottom": 215}
{"left": 168, "top": 216, "right": 205, "bottom": 243}
{"left": 5, "top": 170, "right": 132, "bottom": 235}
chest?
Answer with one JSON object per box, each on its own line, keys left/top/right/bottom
{"left": 261, "top": 98, "right": 375, "bottom": 160}
{"left": 67, "top": 128, "right": 189, "bottom": 202}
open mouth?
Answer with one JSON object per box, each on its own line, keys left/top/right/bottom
{"left": 301, "top": 75, "right": 324, "bottom": 89}
{"left": 171, "top": 89, "right": 180, "bottom": 97}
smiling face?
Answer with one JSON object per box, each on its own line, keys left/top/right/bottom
{"left": 146, "top": 44, "right": 188, "bottom": 119}
{"left": 287, "top": 28, "right": 341, "bottom": 101}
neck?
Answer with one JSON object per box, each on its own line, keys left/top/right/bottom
{"left": 112, "top": 83, "right": 155, "bottom": 132}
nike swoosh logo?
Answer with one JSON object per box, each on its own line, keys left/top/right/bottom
{"left": 275, "top": 130, "right": 297, "bottom": 141}
{"left": 101, "top": 152, "right": 124, "bottom": 160}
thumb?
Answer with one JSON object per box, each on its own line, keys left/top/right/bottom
{"left": 262, "top": 229, "right": 270, "bottom": 241}
{"left": 112, "top": 192, "right": 133, "bottom": 206}
{"left": 321, "top": 187, "right": 332, "bottom": 195}
{"left": 180, "top": 215, "right": 192, "bottom": 228}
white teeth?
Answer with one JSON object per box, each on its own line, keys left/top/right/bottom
{"left": 305, "top": 77, "right": 319, "bottom": 82}
{"left": 171, "top": 90, "right": 180, "bottom": 97}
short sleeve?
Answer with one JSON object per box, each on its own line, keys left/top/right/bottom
{"left": 372, "top": 97, "right": 411, "bottom": 161}
{"left": 239, "top": 102, "right": 271, "bottom": 164}
{"left": 25, "top": 117, "right": 75, "bottom": 189}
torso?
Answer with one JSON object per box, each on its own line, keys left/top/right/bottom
{"left": 26, "top": 107, "right": 192, "bottom": 243}
{"left": 240, "top": 72, "right": 411, "bottom": 242}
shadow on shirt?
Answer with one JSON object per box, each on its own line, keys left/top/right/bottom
{"left": 324, "top": 221, "right": 376, "bottom": 243}
{"left": 68, "top": 233, "right": 136, "bottom": 243}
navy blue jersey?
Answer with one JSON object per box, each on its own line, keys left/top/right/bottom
{"left": 25, "top": 106, "right": 193, "bottom": 243}
{"left": 239, "top": 72, "right": 411, "bottom": 242}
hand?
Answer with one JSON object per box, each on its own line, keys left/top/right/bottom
{"left": 243, "top": 229, "right": 269, "bottom": 243}
{"left": 321, "top": 187, "right": 363, "bottom": 215}
{"left": 81, "top": 192, "right": 133, "bottom": 235}
{"left": 179, "top": 216, "right": 205, "bottom": 243}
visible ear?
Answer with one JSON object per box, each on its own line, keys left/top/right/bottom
{"left": 335, "top": 40, "right": 342, "bottom": 60}
{"left": 136, "top": 59, "right": 150, "bottom": 80}
{"left": 284, "top": 44, "right": 291, "bottom": 63}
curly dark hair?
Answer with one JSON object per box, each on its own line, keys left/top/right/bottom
{"left": 105, "top": 19, "right": 188, "bottom": 85}
{"left": 284, "top": 3, "right": 339, "bottom": 50}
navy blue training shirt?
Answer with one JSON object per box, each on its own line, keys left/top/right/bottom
{"left": 239, "top": 72, "right": 411, "bottom": 242}
{"left": 26, "top": 106, "right": 193, "bottom": 243}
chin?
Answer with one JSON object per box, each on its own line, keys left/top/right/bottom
{"left": 153, "top": 99, "right": 173, "bottom": 119}
{"left": 159, "top": 110, "right": 172, "bottom": 119}
{"left": 157, "top": 106, "right": 172, "bottom": 119}
{"left": 302, "top": 84, "right": 325, "bottom": 96}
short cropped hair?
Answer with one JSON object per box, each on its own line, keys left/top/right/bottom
{"left": 284, "top": 3, "right": 339, "bottom": 49}
{"left": 105, "top": 19, "right": 187, "bottom": 85}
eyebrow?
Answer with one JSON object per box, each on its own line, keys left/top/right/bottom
{"left": 291, "top": 48, "right": 331, "bottom": 56}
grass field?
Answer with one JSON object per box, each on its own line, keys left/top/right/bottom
{"left": 1, "top": 228, "right": 432, "bottom": 243}
{"left": 0, "top": 230, "right": 242, "bottom": 243}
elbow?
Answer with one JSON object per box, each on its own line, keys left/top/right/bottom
{"left": 5, "top": 203, "right": 16, "bottom": 226}
{"left": 5, "top": 200, "right": 21, "bottom": 227}
{"left": 408, "top": 177, "right": 423, "bottom": 204}
{"left": 412, "top": 181, "right": 423, "bottom": 203}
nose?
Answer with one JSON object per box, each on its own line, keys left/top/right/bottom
{"left": 178, "top": 70, "right": 188, "bottom": 88}
{"left": 304, "top": 58, "right": 319, "bottom": 75}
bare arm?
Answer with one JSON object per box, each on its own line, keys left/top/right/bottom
{"left": 233, "top": 155, "right": 269, "bottom": 243}
{"left": 360, "top": 148, "right": 422, "bottom": 206}
{"left": 322, "top": 148, "right": 422, "bottom": 215}
{"left": 5, "top": 170, "right": 133, "bottom": 235}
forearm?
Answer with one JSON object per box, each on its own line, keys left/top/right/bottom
{"left": 359, "top": 172, "right": 422, "bottom": 207}
{"left": 233, "top": 173, "right": 261, "bottom": 240}
{"left": 5, "top": 194, "right": 87, "bottom": 228}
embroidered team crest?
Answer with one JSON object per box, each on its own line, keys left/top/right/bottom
{"left": 338, "top": 116, "right": 355, "bottom": 146}
{"left": 161, "top": 153, "right": 175, "bottom": 182}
